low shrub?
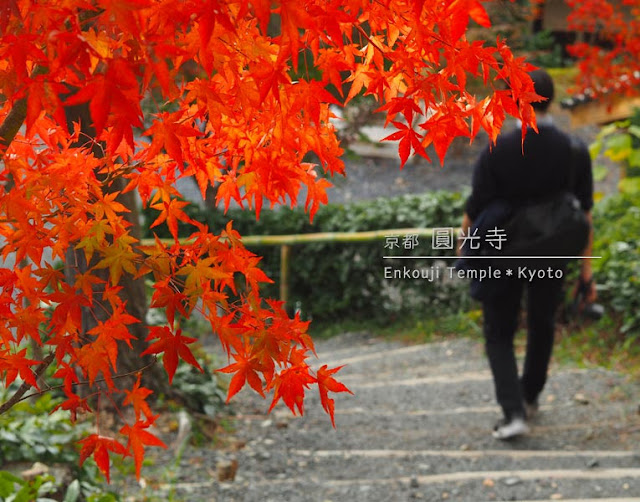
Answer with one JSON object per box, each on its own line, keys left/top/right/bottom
{"left": 142, "top": 190, "right": 471, "bottom": 323}
{"left": 591, "top": 191, "right": 640, "bottom": 336}
{"left": 142, "top": 188, "right": 638, "bottom": 333}
{"left": 0, "top": 392, "right": 118, "bottom": 501}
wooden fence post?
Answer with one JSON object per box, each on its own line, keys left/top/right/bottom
{"left": 280, "top": 244, "right": 290, "bottom": 307}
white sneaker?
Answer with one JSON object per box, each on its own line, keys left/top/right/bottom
{"left": 492, "top": 416, "right": 529, "bottom": 440}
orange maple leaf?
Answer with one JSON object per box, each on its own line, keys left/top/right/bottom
{"left": 268, "top": 363, "right": 316, "bottom": 416}
{"left": 120, "top": 421, "right": 167, "bottom": 480}
{"left": 316, "top": 364, "right": 353, "bottom": 428}
{"left": 52, "top": 393, "right": 91, "bottom": 423}
{"left": 382, "top": 121, "right": 429, "bottom": 168}
{"left": 123, "top": 376, "right": 154, "bottom": 421}
{"left": 78, "top": 434, "right": 128, "bottom": 483}
{"left": 150, "top": 198, "right": 194, "bottom": 241}
{"left": 217, "top": 349, "right": 266, "bottom": 401}
{"left": 141, "top": 326, "right": 203, "bottom": 383}
{"left": 1, "top": 348, "right": 39, "bottom": 388}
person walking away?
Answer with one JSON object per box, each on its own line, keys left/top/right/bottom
{"left": 458, "top": 69, "right": 597, "bottom": 440}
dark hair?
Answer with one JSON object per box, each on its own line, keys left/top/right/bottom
{"left": 529, "top": 69, "right": 554, "bottom": 112}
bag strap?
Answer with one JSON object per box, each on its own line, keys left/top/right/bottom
{"left": 567, "top": 136, "right": 581, "bottom": 192}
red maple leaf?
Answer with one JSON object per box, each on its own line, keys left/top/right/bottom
{"left": 268, "top": 363, "right": 316, "bottom": 416}
{"left": 64, "top": 59, "right": 142, "bottom": 146}
{"left": 52, "top": 393, "right": 91, "bottom": 423}
{"left": 120, "top": 421, "right": 167, "bottom": 480}
{"left": 2, "top": 348, "right": 40, "bottom": 388}
{"left": 141, "top": 326, "right": 203, "bottom": 384}
{"left": 469, "top": 0, "right": 491, "bottom": 28}
{"left": 123, "top": 376, "right": 154, "bottom": 421}
{"left": 382, "top": 121, "right": 429, "bottom": 168}
{"left": 78, "top": 434, "right": 128, "bottom": 483}
{"left": 217, "top": 349, "right": 266, "bottom": 402}
{"left": 150, "top": 198, "right": 194, "bottom": 241}
{"left": 316, "top": 365, "right": 353, "bottom": 428}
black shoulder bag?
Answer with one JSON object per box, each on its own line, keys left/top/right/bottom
{"left": 501, "top": 137, "right": 591, "bottom": 261}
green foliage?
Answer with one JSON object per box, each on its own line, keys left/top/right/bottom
{"left": 171, "top": 354, "right": 227, "bottom": 417}
{"left": 0, "top": 471, "right": 57, "bottom": 502}
{"left": 0, "top": 395, "right": 88, "bottom": 464}
{"left": 519, "top": 30, "right": 567, "bottom": 68}
{"left": 142, "top": 184, "right": 640, "bottom": 337}
{"left": 591, "top": 191, "right": 640, "bottom": 336}
{"left": 143, "top": 190, "right": 470, "bottom": 323}
{"left": 0, "top": 471, "right": 117, "bottom": 502}
{"left": 554, "top": 314, "right": 640, "bottom": 373}
{"left": 0, "top": 392, "right": 119, "bottom": 501}
{"left": 590, "top": 109, "right": 640, "bottom": 194}
{"left": 380, "top": 310, "right": 483, "bottom": 345}
{"left": 586, "top": 112, "right": 640, "bottom": 336}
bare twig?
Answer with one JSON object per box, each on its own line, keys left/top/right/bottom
{"left": 0, "top": 97, "right": 27, "bottom": 160}
{"left": 0, "top": 355, "right": 158, "bottom": 413}
{"left": 0, "top": 352, "right": 56, "bottom": 414}
{"left": 0, "top": 67, "right": 48, "bottom": 160}
{"left": 16, "top": 356, "right": 159, "bottom": 405}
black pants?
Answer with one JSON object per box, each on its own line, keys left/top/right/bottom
{"left": 482, "top": 274, "right": 564, "bottom": 419}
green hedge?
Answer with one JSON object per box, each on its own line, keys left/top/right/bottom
{"left": 142, "top": 191, "right": 471, "bottom": 322}
{"left": 591, "top": 191, "right": 640, "bottom": 336}
{"left": 142, "top": 189, "right": 640, "bottom": 333}
{"left": 0, "top": 392, "right": 118, "bottom": 501}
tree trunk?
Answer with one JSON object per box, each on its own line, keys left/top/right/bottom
{"left": 64, "top": 103, "right": 173, "bottom": 397}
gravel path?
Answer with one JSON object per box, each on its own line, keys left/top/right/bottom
{"left": 117, "top": 332, "right": 640, "bottom": 501}
{"left": 109, "top": 110, "right": 632, "bottom": 501}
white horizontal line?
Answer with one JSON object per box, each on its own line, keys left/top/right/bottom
{"left": 340, "top": 367, "right": 607, "bottom": 389}
{"left": 319, "top": 343, "right": 439, "bottom": 366}
{"left": 334, "top": 403, "right": 569, "bottom": 417}
{"left": 325, "top": 419, "right": 623, "bottom": 436}
{"left": 292, "top": 448, "right": 639, "bottom": 460}
{"left": 346, "top": 371, "right": 490, "bottom": 388}
{"left": 252, "top": 468, "right": 640, "bottom": 487}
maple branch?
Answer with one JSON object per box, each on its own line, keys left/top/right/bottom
{"left": 0, "top": 352, "right": 56, "bottom": 415}
{"left": 0, "top": 66, "right": 48, "bottom": 161}
{"left": 0, "top": 97, "right": 27, "bottom": 159}
{"left": 354, "top": 24, "right": 389, "bottom": 61}
{"left": 13, "top": 356, "right": 159, "bottom": 406}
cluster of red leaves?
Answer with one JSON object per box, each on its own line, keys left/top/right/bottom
{"left": 567, "top": 0, "right": 640, "bottom": 97}
{"left": 0, "top": 0, "right": 538, "bottom": 482}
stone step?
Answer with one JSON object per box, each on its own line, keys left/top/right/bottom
{"left": 341, "top": 369, "right": 492, "bottom": 388}
{"left": 333, "top": 403, "right": 564, "bottom": 417}
{"left": 316, "top": 373, "right": 627, "bottom": 416}
{"left": 235, "top": 446, "right": 640, "bottom": 481}
{"left": 292, "top": 448, "right": 640, "bottom": 462}
{"left": 514, "top": 499, "right": 640, "bottom": 502}
{"left": 153, "top": 475, "right": 640, "bottom": 502}
{"left": 316, "top": 362, "right": 488, "bottom": 382}
{"left": 311, "top": 340, "right": 406, "bottom": 363}
{"left": 199, "top": 334, "right": 640, "bottom": 502}
{"left": 242, "top": 418, "right": 637, "bottom": 452}
{"left": 317, "top": 338, "right": 479, "bottom": 368}
{"left": 218, "top": 469, "right": 640, "bottom": 502}
{"left": 516, "top": 497, "right": 640, "bottom": 502}
{"left": 245, "top": 468, "right": 640, "bottom": 486}
{"left": 235, "top": 364, "right": 626, "bottom": 412}
{"left": 255, "top": 397, "right": 628, "bottom": 425}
